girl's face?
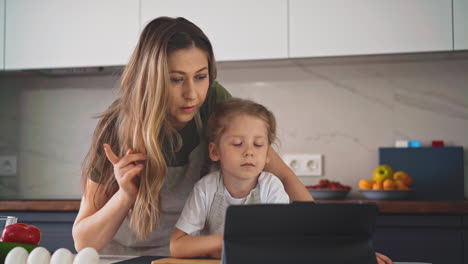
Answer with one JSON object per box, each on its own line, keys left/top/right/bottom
{"left": 167, "top": 46, "right": 210, "bottom": 130}
{"left": 209, "top": 114, "right": 270, "bottom": 180}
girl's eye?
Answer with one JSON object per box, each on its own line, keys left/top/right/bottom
{"left": 171, "top": 77, "right": 184, "bottom": 83}
{"left": 195, "top": 74, "right": 208, "bottom": 80}
{"left": 254, "top": 143, "right": 264, "bottom": 147}
{"left": 232, "top": 142, "right": 242, "bottom": 147}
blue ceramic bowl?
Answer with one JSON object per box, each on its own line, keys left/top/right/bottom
{"left": 308, "top": 189, "right": 350, "bottom": 200}
{"left": 360, "top": 190, "right": 411, "bottom": 200}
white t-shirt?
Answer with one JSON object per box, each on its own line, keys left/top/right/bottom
{"left": 175, "top": 170, "right": 289, "bottom": 236}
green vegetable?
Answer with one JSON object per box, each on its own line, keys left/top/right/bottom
{"left": 0, "top": 241, "right": 38, "bottom": 263}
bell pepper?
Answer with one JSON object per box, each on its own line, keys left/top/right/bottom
{"left": 1, "top": 223, "right": 41, "bottom": 245}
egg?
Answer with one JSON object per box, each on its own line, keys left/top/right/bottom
{"left": 73, "top": 247, "right": 99, "bottom": 264}
{"left": 5, "top": 246, "right": 29, "bottom": 264}
{"left": 50, "top": 248, "right": 74, "bottom": 264}
{"left": 26, "top": 247, "right": 50, "bottom": 264}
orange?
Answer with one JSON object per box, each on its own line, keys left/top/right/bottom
{"left": 383, "top": 179, "right": 396, "bottom": 190}
{"left": 393, "top": 171, "right": 413, "bottom": 187}
{"left": 395, "top": 180, "right": 409, "bottom": 190}
{"left": 372, "top": 181, "right": 383, "bottom": 190}
{"left": 359, "top": 179, "right": 374, "bottom": 190}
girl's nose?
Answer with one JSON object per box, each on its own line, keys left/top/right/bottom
{"left": 244, "top": 146, "right": 254, "bottom": 157}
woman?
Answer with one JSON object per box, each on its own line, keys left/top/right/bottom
{"left": 72, "top": 16, "right": 311, "bottom": 256}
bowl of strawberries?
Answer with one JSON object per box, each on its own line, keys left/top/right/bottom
{"left": 305, "top": 179, "right": 351, "bottom": 200}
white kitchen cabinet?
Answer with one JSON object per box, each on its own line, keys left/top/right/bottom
{"left": 289, "top": 0, "right": 453, "bottom": 58}
{"left": 140, "top": 0, "right": 288, "bottom": 61}
{"left": 454, "top": 0, "right": 468, "bottom": 50}
{"left": 0, "top": 0, "right": 4, "bottom": 70}
{"left": 5, "top": 0, "right": 139, "bottom": 70}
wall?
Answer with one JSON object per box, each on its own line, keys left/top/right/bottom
{"left": 0, "top": 53, "right": 467, "bottom": 199}
{"left": 0, "top": 84, "right": 18, "bottom": 196}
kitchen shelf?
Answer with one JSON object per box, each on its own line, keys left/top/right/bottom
{"left": 1, "top": 200, "right": 468, "bottom": 215}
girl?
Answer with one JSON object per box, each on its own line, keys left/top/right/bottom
{"left": 72, "top": 16, "right": 311, "bottom": 257}
{"left": 169, "top": 99, "right": 393, "bottom": 264}
{"left": 170, "top": 98, "right": 289, "bottom": 258}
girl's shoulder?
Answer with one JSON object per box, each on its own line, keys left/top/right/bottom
{"left": 258, "top": 171, "right": 285, "bottom": 189}
{"left": 258, "top": 171, "right": 290, "bottom": 203}
{"left": 194, "top": 170, "right": 221, "bottom": 191}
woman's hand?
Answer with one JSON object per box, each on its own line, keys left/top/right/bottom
{"left": 376, "top": 252, "right": 393, "bottom": 264}
{"left": 103, "top": 144, "right": 147, "bottom": 202}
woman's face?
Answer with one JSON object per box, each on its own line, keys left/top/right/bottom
{"left": 167, "top": 46, "right": 210, "bottom": 130}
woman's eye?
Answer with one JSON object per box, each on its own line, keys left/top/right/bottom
{"left": 171, "top": 77, "right": 184, "bottom": 83}
{"left": 195, "top": 74, "right": 208, "bottom": 80}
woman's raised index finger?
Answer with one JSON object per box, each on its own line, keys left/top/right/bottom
{"left": 103, "top": 143, "right": 120, "bottom": 165}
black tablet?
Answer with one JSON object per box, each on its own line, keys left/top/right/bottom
{"left": 223, "top": 202, "right": 378, "bottom": 264}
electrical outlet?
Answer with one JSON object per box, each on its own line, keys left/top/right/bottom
{"left": 0, "top": 156, "right": 17, "bottom": 176}
{"left": 282, "top": 154, "right": 323, "bottom": 176}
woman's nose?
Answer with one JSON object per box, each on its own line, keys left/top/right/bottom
{"left": 183, "top": 80, "right": 196, "bottom": 99}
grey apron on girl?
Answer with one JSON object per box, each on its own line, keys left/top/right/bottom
{"left": 100, "top": 114, "right": 207, "bottom": 256}
{"left": 204, "top": 173, "right": 261, "bottom": 235}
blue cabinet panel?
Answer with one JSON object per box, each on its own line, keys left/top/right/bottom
{"left": 379, "top": 147, "right": 464, "bottom": 200}
{"left": 374, "top": 215, "right": 463, "bottom": 264}
{"left": 377, "top": 215, "right": 461, "bottom": 227}
{"left": 464, "top": 231, "right": 468, "bottom": 264}
{"left": 374, "top": 228, "right": 462, "bottom": 264}
{"left": 463, "top": 216, "right": 468, "bottom": 226}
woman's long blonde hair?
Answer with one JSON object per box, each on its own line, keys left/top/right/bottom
{"left": 81, "top": 17, "right": 217, "bottom": 240}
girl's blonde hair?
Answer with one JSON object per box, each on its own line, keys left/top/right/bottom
{"left": 81, "top": 17, "right": 216, "bottom": 240}
{"left": 206, "top": 98, "right": 277, "bottom": 145}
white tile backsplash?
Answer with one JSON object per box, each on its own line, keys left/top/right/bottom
{"left": 0, "top": 54, "right": 467, "bottom": 199}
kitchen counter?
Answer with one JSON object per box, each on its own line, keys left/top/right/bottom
{"left": 1, "top": 199, "right": 468, "bottom": 214}
{"left": 97, "top": 255, "right": 427, "bottom": 264}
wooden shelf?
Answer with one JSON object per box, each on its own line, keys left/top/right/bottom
{"left": 1, "top": 200, "right": 468, "bottom": 214}
{"left": 0, "top": 200, "right": 81, "bottom": 211}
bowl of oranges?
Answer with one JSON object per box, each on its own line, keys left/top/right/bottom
{"left": 359, "top": 165, "right": 413, "bottom": 200}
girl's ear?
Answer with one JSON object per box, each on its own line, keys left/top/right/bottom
{"left": 209, "top": 142, "right": 220, "bottom": 161}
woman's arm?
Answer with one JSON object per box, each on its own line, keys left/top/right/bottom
{"left": 264, "top": 147, "right": 313, "bottom": 201}
{"left": 170, "top": 228, "right": 223, "bottom": 258}
{"left": 73, "top": 145, "right": 146, "bottom": 251}
{"left": 72, "top": 180, "right": 135, "bottom": 251}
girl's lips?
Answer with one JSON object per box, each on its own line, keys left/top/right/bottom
{"left": 181, "top": 106, "right": 195, "bottom": 113}
{"left": 241, "top": 163, "right": 255, "bottom": 167}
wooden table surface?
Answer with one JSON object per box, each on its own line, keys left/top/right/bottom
{"left": 152, "top": 258, "right": 219, "bottom": 264}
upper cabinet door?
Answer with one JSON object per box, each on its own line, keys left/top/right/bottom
{"left": 289, "top": 0, "right": 453, "bottom": 58}
{"left": 454, "top": 0, "right": 468, "bottom": 50}
{"left": 0, "top": 0, "right": 4, "bottom": 70}
{"left": 5, "top": 0, "right": 139, "bottom": 70}
{"left": 141, "top": 0, "right": 288, "bottom": 61}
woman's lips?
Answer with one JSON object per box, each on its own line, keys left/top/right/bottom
{"left": 181, "top": 106, "right": 195, "bottom": 113}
